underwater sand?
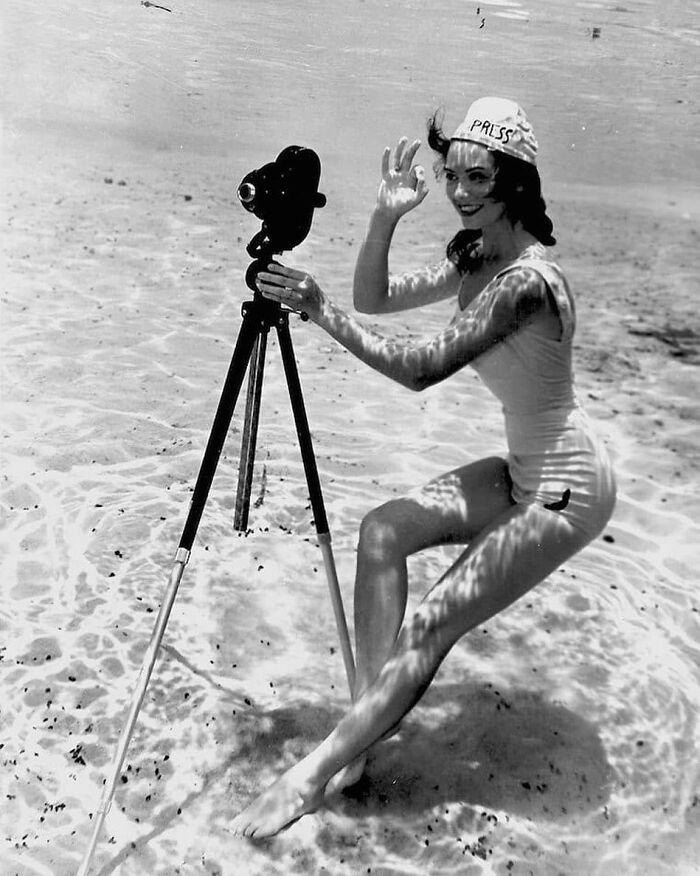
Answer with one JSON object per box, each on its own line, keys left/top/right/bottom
{"left": 1, "top": 0, "right": 699, "bottom": 873}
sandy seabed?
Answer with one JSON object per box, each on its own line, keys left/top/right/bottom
{"left": 2, "top": 1, "right": 699, "bottom": 874}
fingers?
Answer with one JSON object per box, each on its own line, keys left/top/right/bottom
{"left": 256, "top": 269, "right": 297, "bottom": 296}
{"left": 382, "top": 137, "right": 422, "bottom": 178}
{"left": 257, "top": 274, "right": 299, "bottom": 307}
{"left": 393, "top": 136, "right": 408, "bottom": 170}
{"left": 381, "top": 146, "right": 390, "bottom": 178}
{"left": 265, "top": 262, "right": 305, "bottom": 282}
{"left": 256, "top": 265, "right": 290, "bottom": 297}
{"left": 394, "top": 137, "right": 421, "bottom": 171}
{"left": 404, "top": 138, "right": 422, "bottom": 168}
{"left": 256, "top": 264, "right": 316, "bottom": 316}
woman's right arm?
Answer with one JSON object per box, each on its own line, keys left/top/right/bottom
{"left": 353, "top": 138, "right": 460, "bottom": 314}
{"left": 257, "top": 262, "right": 551, "bottom": 393}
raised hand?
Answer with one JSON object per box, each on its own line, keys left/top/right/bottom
{"left": 376, "top": 137, "right": 429, "bottom": 220}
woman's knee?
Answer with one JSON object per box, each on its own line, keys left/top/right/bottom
{"left": 358, "top": 501, "right": 411, "bottom": 562}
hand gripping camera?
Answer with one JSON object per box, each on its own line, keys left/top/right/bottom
{"left": 237, "top": 146, "right": 326, "bottom": 291}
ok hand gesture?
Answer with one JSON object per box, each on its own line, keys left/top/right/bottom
{"left": 376, "top": 138, "right": 429, "bottom": 220}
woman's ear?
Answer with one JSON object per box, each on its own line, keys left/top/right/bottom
{"left": 432, "top": 158, "right": 446, "bottom": 180}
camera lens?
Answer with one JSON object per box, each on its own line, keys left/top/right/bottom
{"left": 238, "top": 182, "right": 256, "bottom": 205}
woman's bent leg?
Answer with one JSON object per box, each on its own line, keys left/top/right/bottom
{"left": 231, "top": 502, "right": 589, "bottom": 838}
{"left": 328, "top": 457, "right": 514, "bottom": 791}
{"left": 353, "top": 456, "right": 514, "bottom": 700}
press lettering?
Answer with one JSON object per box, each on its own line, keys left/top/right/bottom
{"left": 469, "top": 119, "right": 516, "bottom": 145}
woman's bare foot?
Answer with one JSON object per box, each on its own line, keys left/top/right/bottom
{"left": 231, "top": 763, "right": 325, "bottom": 839}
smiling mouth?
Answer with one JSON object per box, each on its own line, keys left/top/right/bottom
{"left": 458, "top": 205, "right": 482, "bottom": 216}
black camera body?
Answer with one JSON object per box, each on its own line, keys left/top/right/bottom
{"left": 238, "top": 146, "right": 326, "bottom": 278}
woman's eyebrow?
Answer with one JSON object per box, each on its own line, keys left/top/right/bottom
{"left": 444, "top": 163, "right": 491, "bottom": 173}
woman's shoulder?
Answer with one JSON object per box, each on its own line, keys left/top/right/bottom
{"left": 496, "top": 252, "right": 575, "bottom": 340}
{"left": 496, "top": 250, "right": 571, "bottom": 300}
{"left": 472, "top": 246, "right": 573, "bottom": 339}
{"left": 495, "top": 244, "right": 563, "bottom": 278}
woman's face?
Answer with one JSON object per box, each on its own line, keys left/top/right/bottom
{"left": 443, "top": 141, "right": 505, "bottom": 230}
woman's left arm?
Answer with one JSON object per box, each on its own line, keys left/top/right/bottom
{"left": 257, "top": 263, "right": 549, "bottom": 392}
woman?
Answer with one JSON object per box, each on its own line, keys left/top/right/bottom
{"left": 231, "top": 97, "right": 616, "bottom": 838}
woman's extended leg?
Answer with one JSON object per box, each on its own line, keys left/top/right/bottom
{"left": 231, "top": 501, "right": 590, "bottom": 838}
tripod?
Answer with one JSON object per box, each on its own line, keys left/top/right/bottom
{"left": 77, "top": 281, "right": 355, "bottom": 876}
{"left": 182, "top": 285, "right": 355, "bottom": 687}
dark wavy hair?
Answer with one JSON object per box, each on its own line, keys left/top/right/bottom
{"left": 427, "top": 111, "right": 556, "bottom": 274}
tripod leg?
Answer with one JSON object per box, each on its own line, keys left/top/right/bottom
{"left": 179, "top": 305, "right": 261, "bottom": 551}
{"left": 276, "top": 314, "right": 356, "bottom": 694}
{"left": 78, "top": 305, "right": 262, "bottom": 875}
{"left": 234, "top": 328, "right": 268, "bottom": 531}
{"left": 77, "top": 550, "right": 189, "bottom": 876}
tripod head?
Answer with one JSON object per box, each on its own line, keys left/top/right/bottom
{"left": 238, "top": 146, "right": 326, "bottom": 293}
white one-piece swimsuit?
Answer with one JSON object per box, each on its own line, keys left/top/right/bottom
{"left": 466, "top": 256, "right": 616, "bottom": 541}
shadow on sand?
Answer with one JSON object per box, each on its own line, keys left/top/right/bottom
{"left": 337, "top": 680, "right": 613, "bottom": 823}
{"left": 226, "top": 677, "right": 612, "bottom": 825}
{"left": 91, "top": 679, "right": 612, "bottom": 873}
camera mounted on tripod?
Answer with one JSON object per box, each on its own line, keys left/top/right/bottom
{"left": 238, "top": 146, "right": 326, "bottom": 292}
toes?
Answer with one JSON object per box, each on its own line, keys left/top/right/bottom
{"left": 231, "top": 813, "right": 254, "bottom": 837}
{"left": 231, "top": 780, "right": 323, "bottom": 839}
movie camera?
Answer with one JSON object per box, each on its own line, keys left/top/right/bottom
{"left": 237, "top": 146, "right": 327, "bottom": 290}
